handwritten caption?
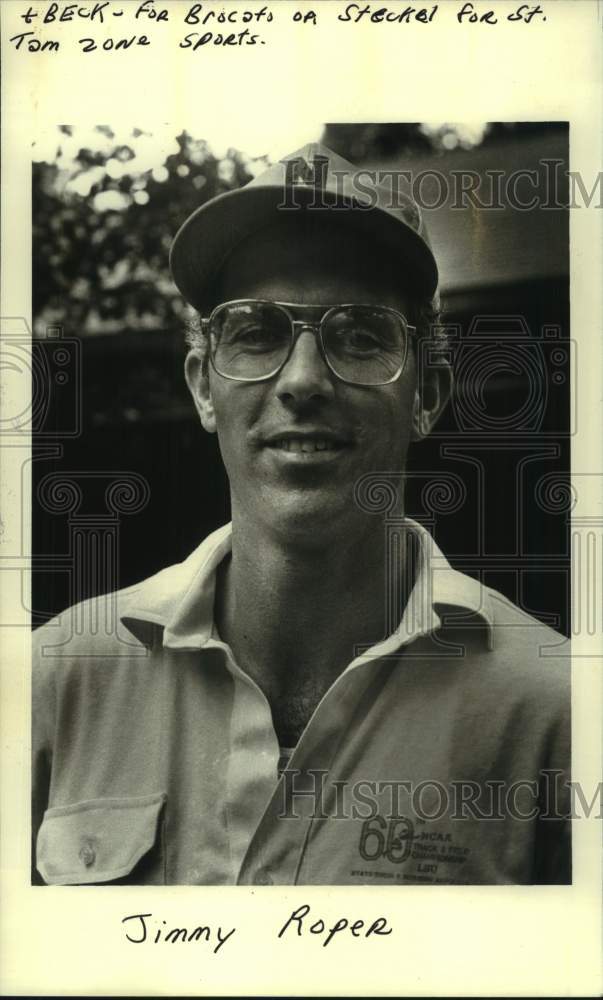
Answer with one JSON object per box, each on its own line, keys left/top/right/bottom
{"left": 121, "top": 905, "right": 393, "bottom": 953}
{"left": 9, "top": 2, "right": 549, "bottom": 54}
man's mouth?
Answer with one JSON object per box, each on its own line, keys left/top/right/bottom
{"left": 262, "top": 431, "right": 352, "bottom": 459}
{"left": 268, "top": 438, "right": 345, "bottom": 454}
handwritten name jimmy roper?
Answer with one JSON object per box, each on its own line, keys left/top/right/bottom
{"left": 121, "top": 906, "right": 393, "bottom": 951}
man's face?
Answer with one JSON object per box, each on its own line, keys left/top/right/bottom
{"left": 186, "top": 218, "right": 431, "bottom": 546}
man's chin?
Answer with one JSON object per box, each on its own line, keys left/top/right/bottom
{"left": 255, "top": 484, "right": 356, "bottom": 547}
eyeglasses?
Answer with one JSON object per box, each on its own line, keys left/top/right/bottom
{"left": 202, "top": 300, "right": 417, "bottom": 387}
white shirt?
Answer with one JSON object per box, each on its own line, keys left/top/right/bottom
{"left": 33, "top": 519, "right": 571, "bottom": 886}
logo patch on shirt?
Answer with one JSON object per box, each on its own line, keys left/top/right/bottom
{"left": 353, "top": 815, "right": 471, "bottom": 884}
{"left": 358, "top": 815, "right": 414, "bottom": 863}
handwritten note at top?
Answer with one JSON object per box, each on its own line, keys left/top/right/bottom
{"left": 9, "top": 1, "right": 549, "bottom": 54}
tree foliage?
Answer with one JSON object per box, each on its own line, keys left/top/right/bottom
{"left": 33, "top": 126, "right": 265, "bottom": 338}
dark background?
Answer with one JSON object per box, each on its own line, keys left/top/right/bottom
{"left": 32, "top": 122, "right": 571, "bottom": 635}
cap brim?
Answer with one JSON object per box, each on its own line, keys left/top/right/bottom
{"left": 170, "top": 184, "right": 439, "bottom": 312}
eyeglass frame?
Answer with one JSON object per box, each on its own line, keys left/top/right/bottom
{"left": 200, "top": 299, "right": 418, "bottom": 387}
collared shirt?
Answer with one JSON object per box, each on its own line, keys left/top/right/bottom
{"left": 32, "top": 520, "right": 571, "bottom": 887}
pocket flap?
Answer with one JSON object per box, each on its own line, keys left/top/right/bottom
{"left": 37, "top": 792, "right": 167, "bottom": 885}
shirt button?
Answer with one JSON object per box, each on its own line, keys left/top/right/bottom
{"left": 253, "top": 869, "right": 273, "bottom": 886}
{"left": 79, "top": 843, "right": 96, "bottom": 867}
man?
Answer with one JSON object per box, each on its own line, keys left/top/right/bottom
{"left": 32, "top": 143, "right": 570, "bottom": 886}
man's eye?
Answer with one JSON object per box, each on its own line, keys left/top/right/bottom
{"left": 337, "top": 328, "right": 382, "bottom": 352}
{"left": 230, "top": 325, "right": 283, "bottom": 348}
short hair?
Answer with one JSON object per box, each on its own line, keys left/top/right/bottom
{"left": 184, "top": 293, "right": 449, "bottom": 378}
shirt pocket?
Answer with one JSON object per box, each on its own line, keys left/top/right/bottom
{"left": 36, "top": 792, "right": 167, "bottom": 885}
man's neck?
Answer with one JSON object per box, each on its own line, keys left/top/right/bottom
{"left": 214, "top": 515, "right": 414, "bottom": 745}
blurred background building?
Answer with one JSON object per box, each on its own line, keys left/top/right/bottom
{"left": 32, "top": 121, "right": 571, "bottom": 634}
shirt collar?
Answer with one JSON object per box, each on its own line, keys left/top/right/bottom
{"left": 375, "top": 522, "right": 494, "bottom": 654}
{"left": 120, "top": 519, "right": 493, "bottom": 651}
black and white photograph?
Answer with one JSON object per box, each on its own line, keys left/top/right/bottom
{"left": 31, "top": 121, "right": 571, "bottom": 886}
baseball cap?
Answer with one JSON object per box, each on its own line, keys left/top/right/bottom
{"left": 169, "top": 142, "right": 439, "bottom": 313}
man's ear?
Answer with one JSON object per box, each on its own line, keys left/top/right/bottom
{"left": 184, "top": 349, "right": 216, "bottom": 434}
{"left": 411, "top": 364, "right": 453, "bottom": 441}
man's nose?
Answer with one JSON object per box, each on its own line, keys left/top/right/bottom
{"left": 275, "top": 328, "right": 335, "bottom": 405}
